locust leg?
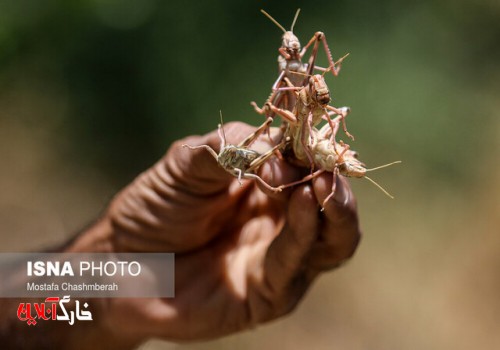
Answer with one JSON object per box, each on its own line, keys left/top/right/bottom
{"left": 322, "top": 108, "right": 350, "bottom": 138}
{"left": 277, "top": 169, "right": 326, "bottom": 190}
{"left": 238, "top": 135, "right": 289, "bottom": 193}
{"left": 247, "top": 138, "right": 287, "bottom": 172}
{"left": 264, "top": 100, "right": 319, "bottom": 170}
{"left": 318, "top": 122, "right": 335, "bottom": 139}
{"left": 312, "top": 53, "right": 350, "bottom": 75}
{"left": 323, "top": 111, "right": 338, "bottom": 143}
{"left": 272, "top": 70, "right": 287, "bottom": 91}
{"left": 301, "top": 32, "right": 324, "bottom": 76}
{"left": 302, "top": 32, "right": 344, "bottom": 77}
{"left": 300, "top": 113, "right": 316, "bottom": 172}
{"left": 322, "top": 111, "right": 351, "bottom": 151}
{"left": 182, "top": 144, "right": 218, "bottom": 161}
{"left": 318, "top": 116, "right": 340, "bottom": 153}
{"left": 261, "top": 102, "right": 298, "bottom": 124}
{"left": 233, "top": 168, "right": 244, "bottom": 186}
{"left": 250, "top": 85, "right": 288, "bottom": 141}
{"left": 274, "top": 163, "right": 343, "bottom": 210}
{"left": 235, "top": 140, "right": 286, "bottom": 193}
{"left": 233, "top": 164, "right": 283, "bottom": 193}
{"left": 250, "top": 90, "right": 292, "bottom": 116}
{"left": 326, "top": 105, "right": 354, "bottom": 141}
{"left": 250, "top": 101, "right": 269, "bottom": 115}
{"left": 237, "top": 117, "right": 274, "bottom": 148}
{"left": 251, "top": 71, "right": 294, "bottom": 117}
{"left": 251, "top": 71, "right": 284, "bottom": 115}
{"left": 242, "top": 173, "right": 283, "bottom": 193}
{"left": 280, "top": 76, "right": 297, "bottom": 111}
{"left": 321, "top": 168, "right": 340, "bottom": 210}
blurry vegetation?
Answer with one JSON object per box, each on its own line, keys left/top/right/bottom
{"left": 0, "top": 0, "right": 497, "bottom": 185}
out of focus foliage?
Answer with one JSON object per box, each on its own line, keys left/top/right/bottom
{"left": 1, "top": 0, "right": 498, "bottom": 185}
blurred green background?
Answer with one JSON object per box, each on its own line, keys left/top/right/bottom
{"left": 0, "top": 0, "right": 499, "bottom": 349}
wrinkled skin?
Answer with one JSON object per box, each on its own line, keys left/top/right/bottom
{"left": 65, "top": 122, "right": 361, "bottom": 349}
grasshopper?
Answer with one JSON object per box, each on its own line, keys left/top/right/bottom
{"left": 182, "top": 114, "right": 283, "bottom": 192}
{"left": 251, "top": 9, "right": 348, "bottom": 113}
{"left": 279, "top": 122, "right": 401, "bottom": 209}
{"left": 253, "top": 71, "right": 353, "bottom": 170}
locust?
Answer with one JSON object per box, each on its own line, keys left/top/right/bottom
{"left": 279, "top": 120, "right": 401, "bottom": 209}
{"left": 182, "top": 113, "right": 283, "bottom": 192}
{"left": 251, "top": 9, "right": 348, "bottom": 114}
{"left": 253, "top": 70, "right": 353, "bottom": 170}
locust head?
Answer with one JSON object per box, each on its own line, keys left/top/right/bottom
{"left": 261, "top": 9, "right": 302, "bottom": 57}
{"left": 309, "top": 74, "right": 331, "bottom": 106}
{"left": 337, "top": 146, "right": 365, "bottom": 178}
{"left": 338, "top": 158, "right": 366, "bottom": 178}
{"left": 336, "top": 143, "right": 401, "bottom": 198}
{"left": 282, "top": 31, "right": 301, "bottom": 54}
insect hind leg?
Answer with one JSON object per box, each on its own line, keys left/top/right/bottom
{"left": 182, "top": 144, "right": 219, "bottom": 160}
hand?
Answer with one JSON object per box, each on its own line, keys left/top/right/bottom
{"left": 70, "top": 122, "right": 361, "bottom": 347}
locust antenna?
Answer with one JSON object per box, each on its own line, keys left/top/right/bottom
{"left": 366, "top": 160, "right": 402, "bottom": 172}
{"left": 335, "top": 53, "right": 350, "bottom": 65}
{"left": 363, "top": 160, "right": 401, "bottom": 199}
{"left": 364, "top": 176, "right": 395, "bottom": 199}
{"left": 321, "top": 53, "right": 351, "bottom": 77}
{"left": 321, "top": 66, "right": 332, "bottom": 77}
{"left": 260, "top": 9, "right": 286, "bottom": 33}
{"left": 289, "top": 70, "right": 312, "bottom": 77}
{"left": 289, "top": 69, "right": 333, "bottom": 87}
{"left": 290, "top": 9, "right": 301, "bottom": 32}
{"left": 218, "top": 110, "right": 227, "bottom": 148}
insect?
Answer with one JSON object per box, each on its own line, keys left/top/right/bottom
{"left": 279, "top": 122, "right": 401, "bottom": 209}
{"left": 182, "top": 113, "right": 283, "bottom": 192}
{"left": 251, "top": 9, "right": 348, "bottom": 113}
{"left": 253, "top": 71, "right": 353, "bottom": 170}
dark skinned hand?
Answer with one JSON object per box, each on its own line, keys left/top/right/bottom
{"left": 64, "top": 121, "right": 361, "bottom": 349}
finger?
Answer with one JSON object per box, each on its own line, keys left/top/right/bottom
{"left": 308, "top": 173, "right": 362, "bottom": 271}
{"left": 109, "top": 122, "right": 264, "bottom": 253}
{"left": 261, "top": 184, "right": 319, "bottom": 312}
{"left": 252, "top": 126, "right": 307, "bottom": 200}
{"left": 256, "top": 155, "right": 305, "bottom": 200}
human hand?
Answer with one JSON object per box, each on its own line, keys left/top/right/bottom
{"left": 71, "top": 122, "right": 361, "bottom": 347}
